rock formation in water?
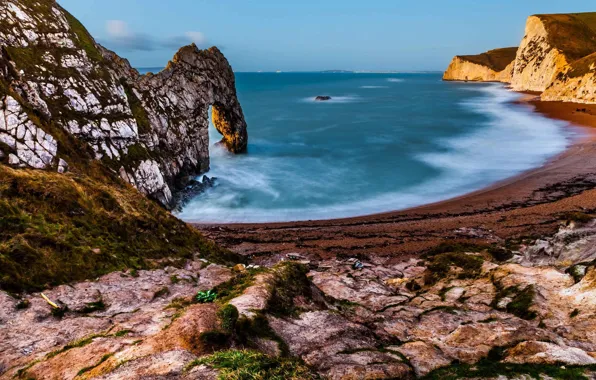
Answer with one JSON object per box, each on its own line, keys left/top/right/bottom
{"left": 444, "top": 12, "right": 596, "bottom": 104}
{"left": 0, "top": 0, "right": 247, "bottom": 208}
{"left": 443, "top": 47, "right": 518, "bottom": 82}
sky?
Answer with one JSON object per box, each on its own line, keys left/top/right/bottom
{"left": 58, "top": 0, "right": 594, "bottom": 72}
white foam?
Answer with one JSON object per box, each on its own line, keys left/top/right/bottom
{"left": 360, "top": 85, "right": 389, "bottom": 89}
{"left": 178, "top": 84, "right": 571, "bottom": 223}
{"left": 418, "top": 85, "right": 569, "bottom": 177}
{"left": 387, "top": 78, "right": 404, "bottom": 83}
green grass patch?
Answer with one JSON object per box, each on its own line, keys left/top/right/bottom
{"left": 235, "top": 313, "right": 290, "bottom": 356}
{"left": 212, "top": 268, "right": 264, "bottom": 304}
{"left": 537, "top": 13, "right": 596, "bottom": 62}
{"left": 265, "top": 262, "right": 311, "bottom": 317}
{"left": 218, "top": 304, "right": 239, "bottom": 332}
{"left": 0, "top": 167, "right": 242, "bottom": 293}
{"left": 76, "top": 353, "right": 113, "bottom": 377}
{"left": 424, "top": 252, "right": 484, "bottom": 285}
{"left": 423, "top": 359, "right": 596, "bottom": 380}
{"left": 196, "top": 289, "right": 218, "bottom": 303}
{"left": 187, "top": 349, "right": 317, "bottom": 380}
{"left": 458, "top": 47, "right": 518, "bottom": 72}
{"left": 114, "top": 329, "right": 132, "bottom": 337}
{"left": 507, "top": 285, "right": 537, "bottom": 320}
{"left": 121, "top": 82, "right": 151, "bottom": 134}
{"left": 165, "top": 297, "right": 193, "bottom": 310}
{"left": 492, "top": 285, "right": 537, "bottom": 320}
{"left": 60, "top": 7, "right": 103, "bottom": 62}
{"left": 80, "top": 299, "right": 105, "bottom": 314}
{"left": 46, "top": 333, "right": 104, "bottom": 359}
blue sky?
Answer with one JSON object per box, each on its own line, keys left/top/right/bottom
{"left": 58, "top": 0, "right": 594, "bottom": 72}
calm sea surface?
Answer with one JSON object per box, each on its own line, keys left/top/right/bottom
{"left": 138, "top": 71, "right": 571, "bottom": 222}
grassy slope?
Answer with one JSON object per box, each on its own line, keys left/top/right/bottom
{"left": 536, "top": 13, "right": 596, "bottom": 63}
{"left": 0, "top": 166, "right": 241, "bottom": 293}
{"left": 458, "top": 47, "right": 518, "bottom": 72}
{"left": 0, "top": 2, "right": 241, "bottom": 293}
{"left": 533, "top": 13, "right": 596, "bottom": 79}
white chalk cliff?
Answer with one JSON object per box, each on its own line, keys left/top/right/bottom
{"left": 444, "top": 12, "right": 596, "bottom": 104}
{"left": 0, "top": 0, "right": 248, "bottom": 207}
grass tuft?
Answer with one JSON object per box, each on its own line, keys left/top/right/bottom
{"left": 187, "top": 349, "right": 317, "bottom": 380}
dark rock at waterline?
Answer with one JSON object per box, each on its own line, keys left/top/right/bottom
{"left": 173, "top": 175, "right": 218, "bottom": 211}
{"left": 315, "top": 96, "right": 332, "bottom": 101}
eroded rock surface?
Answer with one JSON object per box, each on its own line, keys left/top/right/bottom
{"left": 3, "top": 221, "right": 596, "bottom": 379}
{"left": 0, "top": 0, "right": 247, "bottom": 207}
{"left": 0, "top": 262, "right": 232, "bottom": 378}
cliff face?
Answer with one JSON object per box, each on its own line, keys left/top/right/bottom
{"left": 444, "top": 12, "right": 596, "bottom": 104}
{"left": 0, "top": 0, "right": 247, "bottom": 207}
{"left": 443, "top": 47, "right": 518, "bottom": 82}
{"left": 511, "top": 14, "right": 596, "bottom": 92}
{"left": 542, "top": 52, "right": 596, "bottom": 103}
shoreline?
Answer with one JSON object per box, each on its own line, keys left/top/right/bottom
{"left": 195, "top": 92, "right": 596, "bottom": 262}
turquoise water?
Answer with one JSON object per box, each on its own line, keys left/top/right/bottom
{"left": 144, "top": 72, "right": 571, "bottom": 223}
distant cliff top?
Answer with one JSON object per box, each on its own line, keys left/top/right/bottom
{"left": 456, "top": 47, "right": 519, "bottom": 73}
{"left": 445, "top": 11, "right": 596, "bottom": 102}
{"left": 534, "top": 12, "right": 596, "bottom": 62}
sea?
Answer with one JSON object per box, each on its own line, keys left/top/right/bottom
{"left": 138, "top": 71, "right": 573, "bottom": 223}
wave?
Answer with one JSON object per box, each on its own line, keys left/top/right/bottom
{"left": 360, "top": 85, "right": 389, "bottom": 89}
{"left": 387, "top": 78, "right": 404, "bottom": 83}
{"left": 178, "top": 84, "right": 571, "bottom": 223}
{"left": 417, "top": 85, "right": 569, "bottom": 178}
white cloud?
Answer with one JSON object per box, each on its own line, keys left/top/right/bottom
{"left": 185, "top": 31, "right": 207, "bottom": 46}
{"left": 106, "top": 20, "right": 133, "bottom": 39}
{"left": 103, "top": 20, "right": 210, "bottom": 52}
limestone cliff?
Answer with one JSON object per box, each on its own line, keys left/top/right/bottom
{"left": 511, "top": 13, "right": 596, "bottom": 92}
{"left": 443, "top": 47, "right": 518, "bottom": 82}
{"left": 542, "top": 52, "right": 596, "bottom": 103}
{"left": 444, "top": 12, "right": 596, "bottom": 104}
{"left": 0, "top": 0, "right": 247, "bottom": 208}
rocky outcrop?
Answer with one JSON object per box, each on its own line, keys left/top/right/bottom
{"left": 5, "top": 219, "right": 596, "bottom": 379}
{"left": 443, "top": 47, "right": 518, "bottom": 82}
{"left": 542, "top": 52, "right": 596, "bottom": 103}
{"left": 0, "top": 0, "right": 247, "bottom": 207}
{"left": 444, "top": 12, "right": 596, "bottom": 104}
{"left": 511, "top": 14, "right": 596, "bottom": 92}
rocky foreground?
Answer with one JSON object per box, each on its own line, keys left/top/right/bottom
{"left": 2, "top": 218, "right": 596, "bottom": 379}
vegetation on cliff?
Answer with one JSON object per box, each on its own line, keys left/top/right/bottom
{"left": 444, "top": 11, "right": 596, "bottom": 102}
{"left": 0, "top": 165, "right": 241, "bottom": 293}
{"left": 456, "top": 47, "right": 518, "bottom": 72}
{"left": 536, "top": 13, "right": 596, "bottom": 62}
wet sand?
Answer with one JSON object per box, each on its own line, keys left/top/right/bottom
{"left": 195, "top": 97, "right": 596, "bottom": 264}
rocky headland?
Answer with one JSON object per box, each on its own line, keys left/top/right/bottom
{"left": 0, "top": 0, "right": 247, "bottom": 207}
{"left": 444, "top": 12, "right": 596, "bottom": 103}
{"left": 442, "top": 47, "right": 518, "bottom": 82}
{"left": 2, "top": 3, "right": 596, "bottom": 380}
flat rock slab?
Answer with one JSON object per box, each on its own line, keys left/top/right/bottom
{"left": 0, "top": 262, "right": 231, "bottom": 378}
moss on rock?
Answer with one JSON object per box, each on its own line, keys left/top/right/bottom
{"left": 0, "top": 166, "right": 241, "bottom": 293}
